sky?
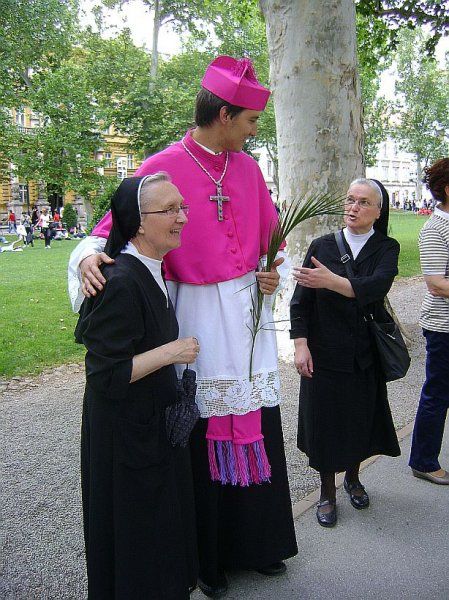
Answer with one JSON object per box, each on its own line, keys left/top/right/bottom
{"left": 79, "top": 0, "right": 182, "bottom": 55}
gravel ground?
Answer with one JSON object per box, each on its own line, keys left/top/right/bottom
{"left": 0, "top": 277, "right": 426, "bottom": 599}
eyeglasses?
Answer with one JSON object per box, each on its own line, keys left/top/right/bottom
{"left": 344, "top": 198, "right": 377, "bottom": 209}
{"left": 141, "top": 205, "right": 189, "bottom": 217}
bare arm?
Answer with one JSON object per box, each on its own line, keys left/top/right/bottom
{"left": 131, "top": 337, "right": 200, "bottom": 383}
{"left": 424, "top": 274, "right": 449, "bottom": 298}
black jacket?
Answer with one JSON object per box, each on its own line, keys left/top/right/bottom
{"left": 290, "top": 230, "right": 400, "bottom": 373}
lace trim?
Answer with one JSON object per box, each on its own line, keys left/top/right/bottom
{"left": 195, "top": 370, "right": 280, "bottom": 418}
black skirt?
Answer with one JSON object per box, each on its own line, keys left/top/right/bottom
{"left": 189, "top": 406, "right": 298, "bottom": 586}
{"left": 297, "top": 363, "right": 400, "bottom": 473}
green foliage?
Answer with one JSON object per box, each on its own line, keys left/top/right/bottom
{"left": 355, "top": 1, "right": 449, "bottom": 53}
{"left": 0, "top": 238, "right": 84, "bottom": 377}
{"left": 90, "top": 177, "right": 120, "bottom": 229}
{"left": 356, "top": 13, "right": 392, "bottom": 166}
{"left": 114, "top": 49, "right": 212, "bottom": 155}
{"left": 392, "top": 28, "right": 449, "bottom": 165}
{"left": 0, "top": 0, "right": 79, "bottom": 106}
{"left": 62, "top": 203, "right": 78, "bottom": 230}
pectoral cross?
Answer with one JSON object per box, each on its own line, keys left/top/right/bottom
{"left": 210, "top": 184, "right": 230, "bottom": 221}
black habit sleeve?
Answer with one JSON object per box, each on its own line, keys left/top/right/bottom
{"left": 289, "top": 240, "right": 317, "bottom": 339}
{"left": 81, "top": 275, "right": 144, "bottom": 399}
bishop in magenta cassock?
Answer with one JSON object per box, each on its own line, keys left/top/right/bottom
{"left": 69, "top": 55, "right": 297, "bottom": 597}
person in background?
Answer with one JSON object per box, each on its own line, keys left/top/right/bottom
{"left": 290, "top": 178, "right": 401, "bottom": 528}
{"left": 409, "top": 158, "right": 449, "bottom": 485}
{"left": 22, "top": 212, "right": 34, "bottom": 247}
{"left": 8, "top": 210, "right": 17, "bottom": 233}
{"left": 31, "top": 206, "right": 39, "bottom": 227}
{"left": 38, "top": 206, "right": 52, "bottom": 249}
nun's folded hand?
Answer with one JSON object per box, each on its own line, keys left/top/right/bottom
{"left": 80, "top": 252, "right": 115, "bottom": 297}
{"left": 165, "top": 337, "right": 200, "bottom": 365}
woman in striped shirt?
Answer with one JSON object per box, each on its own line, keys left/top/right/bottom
{"left": 409, "top": 158, "right": 449, "bottom": 485}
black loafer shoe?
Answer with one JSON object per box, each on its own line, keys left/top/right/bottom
{"left": 344, "top": 479, "right": 370, "bottom": 509}
{"left": 198, "top": 572, "right": 228, "bottom": 598}
{"left": 316, "top": 500, "right": 337, "bottom": 527}
{"left": 257, "top": 561, "right": 287, "bottom": 576}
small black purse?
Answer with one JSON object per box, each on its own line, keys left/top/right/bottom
{"left": 334, "top": 231, "right": 411, "bottom": 382}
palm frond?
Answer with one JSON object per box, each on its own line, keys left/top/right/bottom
{"left": 248, "top": 191, "right": 344, "bottom": 380}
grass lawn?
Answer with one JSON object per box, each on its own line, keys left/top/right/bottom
{"left": 0, "top": 237, "right": 85, "bottom": 377}
{"left": 388, "top": 210, "right": 428, "bottom": 278}
{"left": 0, "top": 211, "right": 429, "bottom": 378}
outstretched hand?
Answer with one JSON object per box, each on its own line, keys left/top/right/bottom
{"left": 80, "top": 252, "right": 114, "bottom": 297}
{"left": 293, "top": 256, "right": 336, "bottom": 290}
{"left": 256, "top": 257, "right": 284, "bottom": 295}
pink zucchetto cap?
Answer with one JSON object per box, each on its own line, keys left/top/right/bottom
{"left": 201, "top": 55, "right": 270, "bottom": 111}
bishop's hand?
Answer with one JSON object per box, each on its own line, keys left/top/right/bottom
{"left": 80, "top": 252, "right": 114, "bottom": 297}
{"left": 256, "top": 257, "right": 284, "bottom": 295}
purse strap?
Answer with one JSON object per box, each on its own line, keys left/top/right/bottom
{"left": 333, "top": 231, "right": 373, "bottom": 322}
{"left": 334, "top": 231, "right": 355, "bottom": 278}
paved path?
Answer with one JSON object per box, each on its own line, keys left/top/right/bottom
{"left": 2, "top": 276, "right": 446, "bottom": 599}
{"left": 199, "top": 428, "right": 449, "bottom": 600}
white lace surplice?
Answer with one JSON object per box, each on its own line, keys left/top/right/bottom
{"left": 167, "top": 266, "right": 285, "bottom": 418}
{"left": 68, "top": 237, "right": 289, "bottom": 418}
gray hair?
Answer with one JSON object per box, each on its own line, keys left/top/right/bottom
{"left": 137, "top": 172, "right": 171, "bottom": 213}
{"left": 349, "top": 178, "right": 383, "bottom": 208}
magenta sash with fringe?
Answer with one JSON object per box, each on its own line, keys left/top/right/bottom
{"left": 206, "top": 409, "right": 271, "bottom": 486}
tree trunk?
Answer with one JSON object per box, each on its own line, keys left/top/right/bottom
{"left": 259, "top": 0, "right": 365, "bottom": 359}
{"left": 415, "top": 154, "right": 422, "bottom": 203}
{"left": 149, "top": 0, "right": 161, "bottom": 92}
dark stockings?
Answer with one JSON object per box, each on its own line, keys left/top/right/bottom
{"left": 319, "top": 463, "right": 362, "bottom": 511}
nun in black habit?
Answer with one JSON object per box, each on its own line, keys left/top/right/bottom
{"left": 76, "top": 174, "right": 199, "bottom": 599}
{"left": 290, "top": 178, "right": 400, "bottom": 528}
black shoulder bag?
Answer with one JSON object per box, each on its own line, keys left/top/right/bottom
{"left": 334, "top": 231, "right": 411, "bottom": 382}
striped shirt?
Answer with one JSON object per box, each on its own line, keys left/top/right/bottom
{"left": 419, "top": 206, "right": 449, "bottom": 333}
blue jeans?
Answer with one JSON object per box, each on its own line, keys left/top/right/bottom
{"left": 409, "top": 329, "right": 449, "bottom": 472}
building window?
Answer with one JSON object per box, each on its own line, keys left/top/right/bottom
{"left": 15, "top": 108, "right": 25, "bottom": 126}
{"left": 117, "top": 157, "right": 127, "bottom": 180}
{"left": 267, "top": 159, "right": 273, "bottom": 177}
{"left": 393, "top": 167, "right": 399, "bottom": 181}
{"left": 383, "top": 166, "right": 389, "bottom": 180}
{"left": 19, "top": 184, "right": 29, "bottom": 205}
{"left": 104, "top": 153, "right": 112, "bottom": 168}
{"left": 127, "top": 153, "right": 134, "bottom": 169}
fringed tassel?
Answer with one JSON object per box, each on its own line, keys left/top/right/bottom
{"left": 216, "top": 441, "right": 227, "bottom": 484}
{"left": 208, "top": 439, "right": 220, "bottom": 482}
{"left": 248, "top": 443, "right": 261, "bottom": 484}
{"left": 235, "top": 444, "right": 250, "bottom": 487}
{"left": 225, "top": 441, "right": 238, "bottom": 486}
{"left": 253, "top": 439, "right": 271, "bottom": 481}
{"left": 208, "top": 439, "right": 271, "bottom": 486}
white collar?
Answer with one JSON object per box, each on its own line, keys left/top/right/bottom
{"left": 122, "top": 242, "right": 168, "bottom": 303}
{"left": 343, "top": 227, "right": 375, "bottom": 241}
{"left": 191, "top": 136, "right": 223, "bottom": 156}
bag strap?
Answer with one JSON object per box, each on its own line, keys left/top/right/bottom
{"left": 334, "top": 231, "right": 373, "bottom": 322}
{"left": 334, "top": 231, "right": 355, "bottom": 278}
